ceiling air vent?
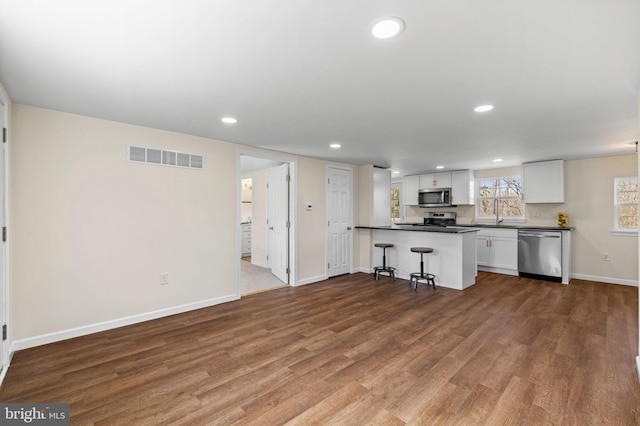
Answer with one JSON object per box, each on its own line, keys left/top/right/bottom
{"left": 127, "top": 145, "right": 204, "bottom": 170}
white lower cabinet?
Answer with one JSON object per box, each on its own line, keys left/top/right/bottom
{"left": 477, "top": 228, "right": 518, "bottom": 275}
{"left": 241, "top": 223, "right": 252, "bottom": 256}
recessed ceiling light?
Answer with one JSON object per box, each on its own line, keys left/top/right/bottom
{"left": 474, "top": 105, "right": 494, "bottom": 113}
{"left": 330, "top": 143, "right": 341, "bottom": 149}
{"left": 391, "top": 170, "right": 400, "bottom": 174}
{"left": 221, "top": 117, "right": 237, "bottom": 124}
{"left": 371, "top": 17, "right": 405, "bottom": 39}
{"left": 436, "top": 165, "right": 445, "bottom": 169}
{"left": 493, "top": 158, "right": 503, "bottom": 162}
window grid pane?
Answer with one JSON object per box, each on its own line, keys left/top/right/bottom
{"left": 614, "top": 177, "right": 639, "bottom": 231}
{"left": 478, "top": 177, "right": 522, "bottom": 218}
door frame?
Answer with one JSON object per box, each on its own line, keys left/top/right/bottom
{"left": 326, "top": 165, "right": 354, "bottom": 277}
{"left": 236, "top": 149, "right": 297, "bottom": 295}
{"left": 0, "top": 91, "right": 8, "bottom": 383}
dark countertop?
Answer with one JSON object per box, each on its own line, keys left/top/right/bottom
{"left": 393, "top": 222, "right": 575, "bottom": 231}
{"left": 453, "top": 224, "right": 574, "bottom": 231}
{"left": 355, "top": 225, "right": 480, "bottom": 234}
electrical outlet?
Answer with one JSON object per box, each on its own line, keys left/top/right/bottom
{"left": 603, "top": 254, "right": 610, "bottom": 261}
{"left": 160, "top": 272, "right": 169, "bottom": 285}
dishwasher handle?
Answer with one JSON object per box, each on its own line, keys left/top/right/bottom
{"left": 518, "top": 231, "right": 560, "bottom": 238}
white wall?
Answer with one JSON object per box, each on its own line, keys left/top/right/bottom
{"left": 8, "top": 104, "right": 350, "bottom": 346}
{"left": 10, "top": 105, "right": 239, "bottom": 341}
{"left": 563, "top": 155, "right": 638, "bottom": 284}
{"left": 354, "top": 165, "right": 374, "bottom": 272}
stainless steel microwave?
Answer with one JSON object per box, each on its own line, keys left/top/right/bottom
{"left": 418, "top": 188, "right": 452, "bottom": 207}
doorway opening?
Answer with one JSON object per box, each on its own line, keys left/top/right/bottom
{"left": 238, "top": 152, "right": 296, "bottom": 295}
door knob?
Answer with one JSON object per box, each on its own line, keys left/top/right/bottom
{"left": 269, "top": 226, "right": 274, "bottom": 230}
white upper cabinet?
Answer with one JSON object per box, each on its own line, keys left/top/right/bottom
{"left": 405, "top": 170, "right": 474, "bottom": 205}
{"left": 403, "top": 175, "right": 420, "bottom": 205}
{"left": 522, "top": 160, "right": 565, "bottom": 203}
{"left": 373, "top": 168, "right": 391, "bottom": 226}
{"left": 419, "top": 171, "right": 452, "bottom": 189}
{"left": 451, "top": 169, "right": 474, "bottom": 205}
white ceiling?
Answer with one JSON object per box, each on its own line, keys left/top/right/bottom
{"left": 0, "top": 1, "right": 638, "bottom": 176}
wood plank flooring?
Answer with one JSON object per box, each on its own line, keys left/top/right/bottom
{"left": 1, "top": 272, "right": 639, "bottom": 425}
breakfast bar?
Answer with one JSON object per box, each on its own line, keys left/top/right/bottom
{"left": 356, "top": 224, "right": 480, "bottom": 290}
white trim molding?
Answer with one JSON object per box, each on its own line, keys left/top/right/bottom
{"left": 572, "top": 273, "right": 638, "bottom": 287}
{"left": 294, "top": 274, "right": 327, "bottom": 287}
{"left": 10, "top": 294, "right": 238, "bottom": 352}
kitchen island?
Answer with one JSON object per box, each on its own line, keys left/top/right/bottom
{"left": 356, "top": 224, "right": 480, "bottom": 290}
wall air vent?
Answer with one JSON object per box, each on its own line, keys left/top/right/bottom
{"left": 127, "top": 145, "right": 204, "bottom": 170}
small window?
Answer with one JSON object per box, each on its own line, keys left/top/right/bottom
{"left": 613, "top": 177, "right": 638, "bottom": 234}
{"left": 476, "top": 177, "right": 523, "bottom": 221}
{"left": 391, "top": 187, "right": 400, "bottom": 222}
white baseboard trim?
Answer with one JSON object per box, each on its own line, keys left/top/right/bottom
{"left": 0, "top": 362, "right": 9, "bottom": 388}
{"left": 477, "top": 266, "right": 519, "bottom": 276}
{"left": 294, "top": 274, "right": 327, "bottom": 286}
{"left": 354, "top": 267, "right": 372, "bottom": 274}
{"left": 572, "top": 273, "right": 638, "bottom": 287}
{"left": 636, "top": 356, "right": 640, "bottom": 383}
{"left": 10, "top": 294, "right": 239, "bottom": 353}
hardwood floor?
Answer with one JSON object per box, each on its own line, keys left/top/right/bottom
{"left": 1, "top": 272, "right": 639, "bottom": 425}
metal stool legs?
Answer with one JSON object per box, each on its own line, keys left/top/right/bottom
{"left": 374, "top": 244, "right": 396, "bottom": 281}
{"left": 409, "top": 247, "right": 436, "bottom": 291}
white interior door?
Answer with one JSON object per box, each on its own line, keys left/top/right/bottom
{"left": 267, "top": 164, "right": 289, "bottom": 283}
{"left": 327, "top": 167, "right": 352, "bottom": 277}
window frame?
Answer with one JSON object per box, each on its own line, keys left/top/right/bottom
{"left": 390, "top": 186, "right": 401, "bottom": 222}
{"left": 475, "top": 175, "right": 525, "bottom": 222}
{"left": 612, "top": 176, "right": 638, "bottom": 236}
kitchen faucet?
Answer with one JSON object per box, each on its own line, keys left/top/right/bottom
{"left": 494, "top": 199, "right": 503, "bottom": 226}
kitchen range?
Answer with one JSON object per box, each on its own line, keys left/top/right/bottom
{"left": 412, "top": 211, "right": 457, "bottom": 227}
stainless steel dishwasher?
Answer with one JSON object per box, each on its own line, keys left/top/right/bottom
{"left": 518, "top": 230, "right": 562, "bottom": 282}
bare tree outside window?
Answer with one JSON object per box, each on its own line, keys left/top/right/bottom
{"left": 477, "top": 177, "right": 523, "bottom": 219}
{"left": 391, "top": 187, "right": 400, "bottom": 222}
{"left": 614, "top": 177, "right": 638, "bottom": 231}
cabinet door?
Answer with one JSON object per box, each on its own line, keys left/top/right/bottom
{"left": 420, "top": 171, "right": 452, "bottom": 189}
{"left": 477, "top": 235, "right": 491, "bottom": 266}
{"left": 373, "top": 168, "right": 391, "bottom": 226}
{"left": 403, "top": 175, "right": 420, "bottom": 205}
{"left": 241, "top": 224, "right": 252, "bottom": 255}
{"left": 451, "top": 170, "right": 474, "bottom": 205}
{"left": 489, "top": 236, "right": 518, "bottom": 270}
{"left": 523, "top": 160, "right": 565, "bottom": 203}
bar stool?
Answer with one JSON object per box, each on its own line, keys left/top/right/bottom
{"left": 373, "top": 243, "right": 396, "bottom": 281}
{"left": 409, "top": 247, "right": 436, "bottom": 291}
